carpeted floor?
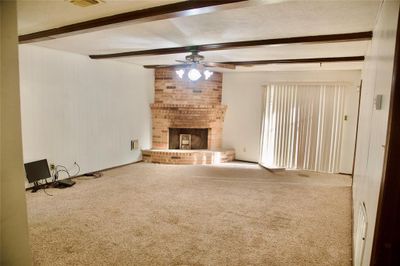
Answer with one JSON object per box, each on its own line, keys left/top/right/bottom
{"left": 26, "top": 162, "right": 352, "bottom": 266}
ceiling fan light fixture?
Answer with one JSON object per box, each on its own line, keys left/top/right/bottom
{"left": 204, "top": 70, "right": 213, "bottom": 80}
{"left": 188, "top": 68, "right": 202, "bottom": 81}
{"left": 176, "top": 69, "right": 185, "bottom": 79}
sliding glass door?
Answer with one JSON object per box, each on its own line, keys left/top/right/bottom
{"left": 259, "top": 83, "right": 348, "bottom": 173}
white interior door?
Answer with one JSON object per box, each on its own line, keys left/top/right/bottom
{"left": 339, "top": 86, "right": 361, "bottom": 174}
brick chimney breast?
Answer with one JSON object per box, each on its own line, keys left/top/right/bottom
{"left": 151, "top": 67, "right": 227, "bottom": 150}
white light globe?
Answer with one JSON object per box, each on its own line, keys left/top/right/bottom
{"left": 188, "top": 68, "right": 202, "bottom": 81}
{"left": 176, "top": 69, "right": 185, "bottom": 79}
{"left": 204, "top": 70, "right": 213, "bottom": 80}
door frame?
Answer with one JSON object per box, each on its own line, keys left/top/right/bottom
{"left": 370, "top": 9, "right": 400, "bottom": 265}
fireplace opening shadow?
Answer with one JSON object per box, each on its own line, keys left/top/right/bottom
{"left": 169, "top": 128, "right": 209, "bottom": 150}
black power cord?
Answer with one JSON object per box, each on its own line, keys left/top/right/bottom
{"left": 38, "top": 179, "right": 53, "bottom": 197}
{"left": 54, "top": 162, "right": 80, "bottom": 181}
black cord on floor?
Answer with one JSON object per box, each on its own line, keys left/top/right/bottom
{"left": 55, "top": 169, "right": 71, "bottom": 179}
{"left": 74, "top": 162, "right": 80, "bottom": 177}
{"left": 55, "top": 162, "right": 80, "bottom": 179}
{"left": 40, "top": 179, "right": 53, "bottom": 197}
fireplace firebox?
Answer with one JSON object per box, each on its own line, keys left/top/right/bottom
{"left": 169, "top": 128, "right": 208, "bottom": 150}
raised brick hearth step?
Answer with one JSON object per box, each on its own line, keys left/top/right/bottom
{"left": 142, "top": 149, "right": 235, "bottom": 165}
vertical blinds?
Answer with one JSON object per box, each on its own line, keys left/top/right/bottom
{"left": 260, "top": 83, "right": 345, "bottom": 173}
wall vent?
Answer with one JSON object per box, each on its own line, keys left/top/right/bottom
{"left": 70, "top": 0, "right": 102, "bottom": 7}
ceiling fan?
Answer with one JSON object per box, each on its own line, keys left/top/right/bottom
{"left": 175, "top": 50, "right": 236, "bottom": 70}
{"left": 172, "top": 50, "right": 236, "bottom": 81}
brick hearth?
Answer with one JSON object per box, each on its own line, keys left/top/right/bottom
{"left": 142, "top": 149, "right": 235, "bottom": 165}
{"left": 143, "top": 67, "right": 235, "bottom": 164}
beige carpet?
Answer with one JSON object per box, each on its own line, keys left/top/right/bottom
{"left": 26, "top": 162, "right": 352, "bottom": 266}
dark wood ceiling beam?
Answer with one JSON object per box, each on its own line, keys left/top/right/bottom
{"left": 89, "top": 31, "right": 373, "bottom": 59}
{"left": 19, "top": 0, "right": 249, "bottom": 44}
{"left": 219, "top": 56, "right": 365, "bottom": 65}
{"left": 142, "top": 56, "right": 365, "bottom": 68}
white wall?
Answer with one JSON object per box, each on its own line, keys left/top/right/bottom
{"left": 222, "top": 70, "right": 361, "bottom": 172}
{"left": 352, "top": 1, "right": 399, "bottom": 265}
{"left": 19, "top": 45, "right": 154, "bottom": 181}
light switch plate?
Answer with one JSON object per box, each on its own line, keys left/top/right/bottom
{"left": 375, "top": 94, "right": 383, "bottom": 110}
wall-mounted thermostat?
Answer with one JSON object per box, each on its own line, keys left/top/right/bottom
{"left": 374, "top": 94, "right": 383, "bottom": 110}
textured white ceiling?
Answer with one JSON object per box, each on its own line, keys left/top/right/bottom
{"left": 17, "top": 0, "right": 183, "bottom": 35}
{"left": 18, "top": 0, "right": 382, "bottom": 71}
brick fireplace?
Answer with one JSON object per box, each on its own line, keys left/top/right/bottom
{"left": 142, "top": 67, "right": 235, "bottom": 164}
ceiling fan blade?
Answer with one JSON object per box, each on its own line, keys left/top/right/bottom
{"left": 203, "top": 62, "right": 236, "bottom": 69}
{"left": 176, "top": 60, "right": 188, "bottom": 64}
{"left": 144, "top": 63, "right": 189, "bottom": 69}
{"left": 153, "top": 64, "right": 174, "bottom": 68}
